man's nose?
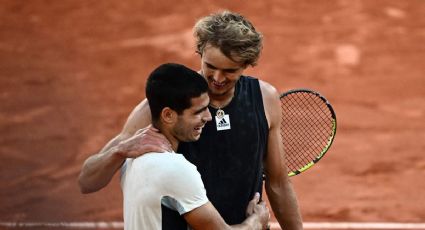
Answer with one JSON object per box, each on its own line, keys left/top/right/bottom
{"left": 212, "top": 70, "right": 225, "bottom": 83}
{"left": 204, "top": 108, "right": 212, "bottom": 122}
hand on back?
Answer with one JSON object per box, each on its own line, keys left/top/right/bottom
{"left": 246, "top": 193, "right": 270, "bottom": 230}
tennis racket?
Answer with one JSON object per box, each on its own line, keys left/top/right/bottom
{"left": 280, "top": 89, "right": 337, "bottom": 177}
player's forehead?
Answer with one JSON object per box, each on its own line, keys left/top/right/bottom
{"left": 202, "top": 45, "right": 244, "bottom": 70}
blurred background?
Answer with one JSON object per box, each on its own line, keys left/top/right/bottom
{"left": 1, "top": 0, "right": 424, "bottom": 227}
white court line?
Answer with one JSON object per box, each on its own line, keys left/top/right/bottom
{"left": 273, "top": 222, "right": 425, "bottom": 229}
{"left": 1, "top": 222, "right": 425, "bottom": 229}
{"left": 0, "top": 222, "right": 124, "bottom": 228}
{"left": 2, "top": 221, "right": 425, "bottom": 229}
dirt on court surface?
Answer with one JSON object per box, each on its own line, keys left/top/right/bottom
{"left": 1, "top": 0, "right": 424, "bottom": 228}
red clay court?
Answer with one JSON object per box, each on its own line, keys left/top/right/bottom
{"left": 0, "top": 1, "right": 424, "bottom": 229}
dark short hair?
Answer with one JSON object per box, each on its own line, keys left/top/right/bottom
{"left": 146, "top": 63, "right": 208, "bottom": 123}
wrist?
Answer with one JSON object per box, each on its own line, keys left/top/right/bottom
{"left": 254, "top": 214, "right": 263, "bottom": 230}
{"left": 109, "top": 144, "right": 127, "bottom": 160}
{"left": 245, "top": 213, "right": 262, "bottom": 230}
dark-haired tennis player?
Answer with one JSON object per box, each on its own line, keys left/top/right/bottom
{"left": 79, "top": 11, "right": 302, "bottom": 230}
{"left": 121, "top": 63, "right": 269, "bottom": 229}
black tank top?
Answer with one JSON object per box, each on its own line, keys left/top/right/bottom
{"left": 162, "top": 76, "right": 269, "bottom": 228}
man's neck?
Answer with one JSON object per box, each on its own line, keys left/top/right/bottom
{"left": 154, "top": 123, "right": 178, "bottom": 152}
{"left": 208, "top": 88, "right": 235, "bottom": 109}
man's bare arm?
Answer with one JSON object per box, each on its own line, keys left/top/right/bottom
{"left": 78, "top": 133, "right": 130, "bottom": 194}
{"left": 260, "top": 81, "right": 303, "bottom": 230}
{"left": 184, "top": 193, "right": 269, "bottom": 230}
{"left": 78, "top": 99, "right": 171, "bottom": 193}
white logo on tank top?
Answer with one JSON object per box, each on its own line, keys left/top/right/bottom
{"left": 215, "top": 114, "right": 231, "bottom": 131}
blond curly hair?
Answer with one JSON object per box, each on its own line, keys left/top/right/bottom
{"left": 194, "top": 11, "right": 263, "bottom": 66}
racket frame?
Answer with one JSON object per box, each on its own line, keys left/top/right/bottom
{"left": 280, "top": 88, "right": 337, "bottom": 177}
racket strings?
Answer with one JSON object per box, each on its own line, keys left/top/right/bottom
{"left": 281, "top": 92, "right": 334, "bottom": 173}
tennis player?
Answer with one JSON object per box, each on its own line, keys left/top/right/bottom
{"left": 79, "top": 11, "right": 302, "bottom": 229}
{"left": 121, "top": 63, "right": 269, "bottom": 229}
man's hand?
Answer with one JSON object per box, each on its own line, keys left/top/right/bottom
{"left": 246, "top": 193, "right": 270, "bottom": 230}
{"left": 116, "top": 125, "right": 173, "bottom": 158}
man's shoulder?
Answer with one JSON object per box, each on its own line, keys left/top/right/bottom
{"left": 239, "top": 75, "right": 259, "bottom": 84}
{"left": 258, "top": 80, "right": 281, "bottom": 128}
{"left": 239, "top": 76, "right": 279, "bottom": 97}
{"left": 258, "top": 80, "right": 279, "bottom": 98}
{"left": 123, "top": 153, "right": 201, "bottom": 192}
{"left": 133, "top": 153, "right": 198, "bottom": 176}
{"left": 133, "top": 152, "right": 187, "bottom": 166}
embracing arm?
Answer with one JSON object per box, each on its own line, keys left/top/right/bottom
{"left": 184, "top": 194, "right": 269, "bottom": 230}
{"left": 260, "top": 81, "right": 303, "bottom": 230}
{"left": 78, "top": 133, "right": 130, "bottom": 194}
{"left": 78, "top": 99, "right": 171, "bottom": 193}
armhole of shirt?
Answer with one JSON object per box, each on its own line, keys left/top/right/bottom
{"left": 253, "top": 79, "right": 268, "bottom": 127}
{"left": 161, "top": 196, "right": 184, "bottom": 214}
{"left": 252, "top": 78, "right": 269, "bottom": 159}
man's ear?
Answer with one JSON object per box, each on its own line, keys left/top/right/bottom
{"left": 160, "top": 107, "right": 177, "bottom": 124}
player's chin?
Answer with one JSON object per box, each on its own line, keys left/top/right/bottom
{"left": 183, "top": 136, "right": 200, "bottom": 143}
{"left": 182, "top": 127, "right": 203, "bottom": 142}
{"left": 208, "top": 87, "right": 228, "bottom": 96}
{"left": 181, "top": 132, "right": 201, "bottom": 142}
{"left": 192, "top": 132, "right": 202, "bottom": 140}
{"left": 208, "top": 83, "right": 229, "bottom": 95}
{"left": 191, "top": 132, "right": 202, "bottom": 141}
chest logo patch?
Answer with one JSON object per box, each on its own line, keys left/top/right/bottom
{"left": 215, "top": 114, "right": 231, "bottom": 131}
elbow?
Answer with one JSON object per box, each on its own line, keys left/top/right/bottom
{"left": 79, "top": 186, "right": 92, "bottom": 194}
{"left": 265, "top": 174, "right": 292, "bottom": 194}
{"left": 78, "top": 174, "right": 96, "bottom": 194}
